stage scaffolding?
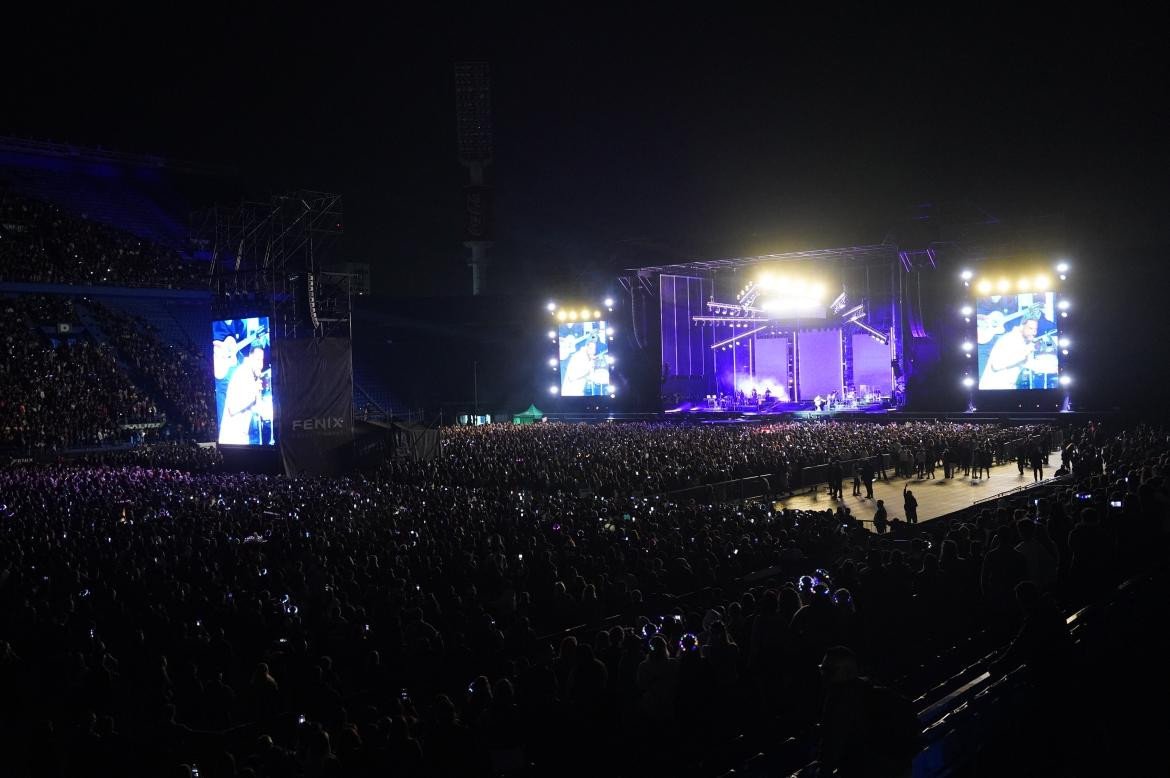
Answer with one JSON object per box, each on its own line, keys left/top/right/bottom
{"left": 190, "top": 191, "right": 351, "bottom": 339}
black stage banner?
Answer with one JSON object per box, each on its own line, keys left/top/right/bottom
{"left": 275, "top": 338, "right": 353, "bottom": 475}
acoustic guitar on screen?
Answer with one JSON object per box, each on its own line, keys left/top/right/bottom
{"left": 976, "top": 304, "right": 1044, "bottom": 345}
{"left": 213, "top": 327, "right": 268, "bottom": 380}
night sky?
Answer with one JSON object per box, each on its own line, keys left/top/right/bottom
{"left": 5, "top": 8, "right": 1167, "bottom": 299}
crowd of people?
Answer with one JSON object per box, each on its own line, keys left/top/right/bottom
{"left": 384, "top": 420, "right": 1055, "bottom": 498}
{"left": 0, "top": 418, "right": 1163, "bottom": 777}
{"left": 88, "top": 301, "right": 216, "bottom": 441}
{"left": 0, "top": 191, "right": 205, "bottom": 289}
{"left": 0, "top": 296, "right": 163, "bottom": 451}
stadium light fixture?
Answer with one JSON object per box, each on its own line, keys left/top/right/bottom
{"left": 604, "top": 297, "right": 614, "bottom": 308}
{"left": 976, "top": 280, "right": 993, "bottom": 295}
{"left": 557, "top": 310, "right": 567, "bottom": 321}
{"left": 960, "top": 270, "right": 973, "bottom": 280}
{"left": 1017, "top": 278, "right": 1031, "bottom": 291}
{"left": 1056, "top": 262, "right": 1070, "bottom": 273}
{"left": 996, "top": 278, "right": 1011, "bottom": 293}
{"left": 547, "top": 302, "right": 556, "bottom": 311}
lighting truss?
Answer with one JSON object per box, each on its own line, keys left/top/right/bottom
{"left": 840, "top": 303, "right": 866, "bottom": 320}
{"left": 710, "top": 326, "right": 767, "bottom": 349}
{"left": 693, "top": 316, "right": 769, "bottom": 324}
{"left": 706, "top": 300, "right": 764, "bottom": 316}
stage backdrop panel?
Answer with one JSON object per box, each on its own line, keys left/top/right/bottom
{"left": 660, "top": 274, "right": 711, "bottom": 381}
{"left": 753, "top": 336, "right": 789, "bottom": 396}
{"left": 851, "top": 333, "right": 892, "bottom": 396}
{"left": 797, "top": 328, "right": 842, "bottom": 400}
{"left": 275, "top": 338, "right": 354, "bottom": 476}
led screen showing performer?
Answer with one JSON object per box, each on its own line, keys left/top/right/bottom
{"left": 212, "top": 316, "right": 275, "bottom": 445}
{"left": 558, "top": 320, "right": 610, "bottom": 396}
{"left": 976, "top": 292, "right": 1060, "bottom": 390}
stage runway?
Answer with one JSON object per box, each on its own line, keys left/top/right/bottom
{"left": 772, "top": 459, "right": 1057, "bottom": 525}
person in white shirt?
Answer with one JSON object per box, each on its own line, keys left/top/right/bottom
{"left": 219, "top": 347, "right": 265, "bottom": 444}
{"left": 561, "top": 335, "right": 598, "bottom": 396}
{"left": 980, "top": 318, "right": 1040, "bottom": 390}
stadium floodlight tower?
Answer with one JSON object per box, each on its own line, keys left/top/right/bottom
{"left": 454, "top": 61, "right": 494, "bottom": 296}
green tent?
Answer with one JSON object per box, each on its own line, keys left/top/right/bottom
{"left": 512, "top": 404, "right": 544, "bottom": 425}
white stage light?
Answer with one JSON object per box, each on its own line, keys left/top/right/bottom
{"left": 961, "top": 342, "right": 973, "bottom": 352}
{"left": 1058, "top": 300, "right": 1070, "bottom": 311}
{"left": 606, "top": 355, "right": 615, "bottom": 365}
{"left": 547, "top": 302, "right": 556, "bottom": 311}
{"left": 1059, "top": 338, "right": 1070, "bottom": 347}
{"left": 604, "top": 298, "right": 614, "bottom": 307}
{"left": 548, "top": 358, "right": 557, "bottom": 367}
{"left": 960, "top": 270, "right": 973, "bottom": 280}
{"left": 960, "top": 305, "right": 973, "bottom": 316}
{"left": 963, "top": 376, "right": 975, "bottom": 388}
{"left": 606, "top": 327, "right": 614, "bottom": 335}
{"left": 548, "top": 330, "right": 555, "bottom": 339}
{"left": 1059, "top": 375, "right": 1071, "bottom": 386}
{"left": 976, "top": 280, "right": 993, "bottom": 295}
{"left": 549, "top": 385, "right": 559, "bottom": 394}
{"left": 1057, "top": 262, "right": 1069, "bottom": 273}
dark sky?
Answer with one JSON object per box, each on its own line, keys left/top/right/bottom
{"left": 5, "top": 7, "right": 1167, "bottom": 297}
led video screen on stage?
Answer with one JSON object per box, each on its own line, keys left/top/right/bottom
{"left": 212, "top": 317, "right": 275, "bottom": 445}
{"left": 558, "top": 320, "right": 609, "bottom": 396}
{"left": 976, "top": 292, "right": 1060, "bottom": 390}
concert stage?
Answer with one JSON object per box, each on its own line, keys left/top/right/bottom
{"left": 665, "top": 398, "right": 892, "bottom": 419}
{"left": 618, "top": 244, "right": 909, "bottom": 411}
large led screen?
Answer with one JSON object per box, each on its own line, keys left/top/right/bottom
{"left": 976, "top": 292, "right": 1060, "bottom": 390}
{"left": 212, "top": 317, "right": 275, "bottom": 444}
{"left": 558, "top": 320, "right": 610, "bottom": 397}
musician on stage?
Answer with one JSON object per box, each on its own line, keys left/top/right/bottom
{"left": 979, "top": 317, "right": 1042, "bottom": 390}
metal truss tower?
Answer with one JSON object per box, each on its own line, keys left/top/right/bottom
{"left": 454, "top": 61, "right": 494, "bottom": 295}
{"left": 190, "top": 191, "right": 351, "bottom": 339}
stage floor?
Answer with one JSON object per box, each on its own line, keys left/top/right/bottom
{"left": 772, "top": 459, "right": 1057, "bottom": 525}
